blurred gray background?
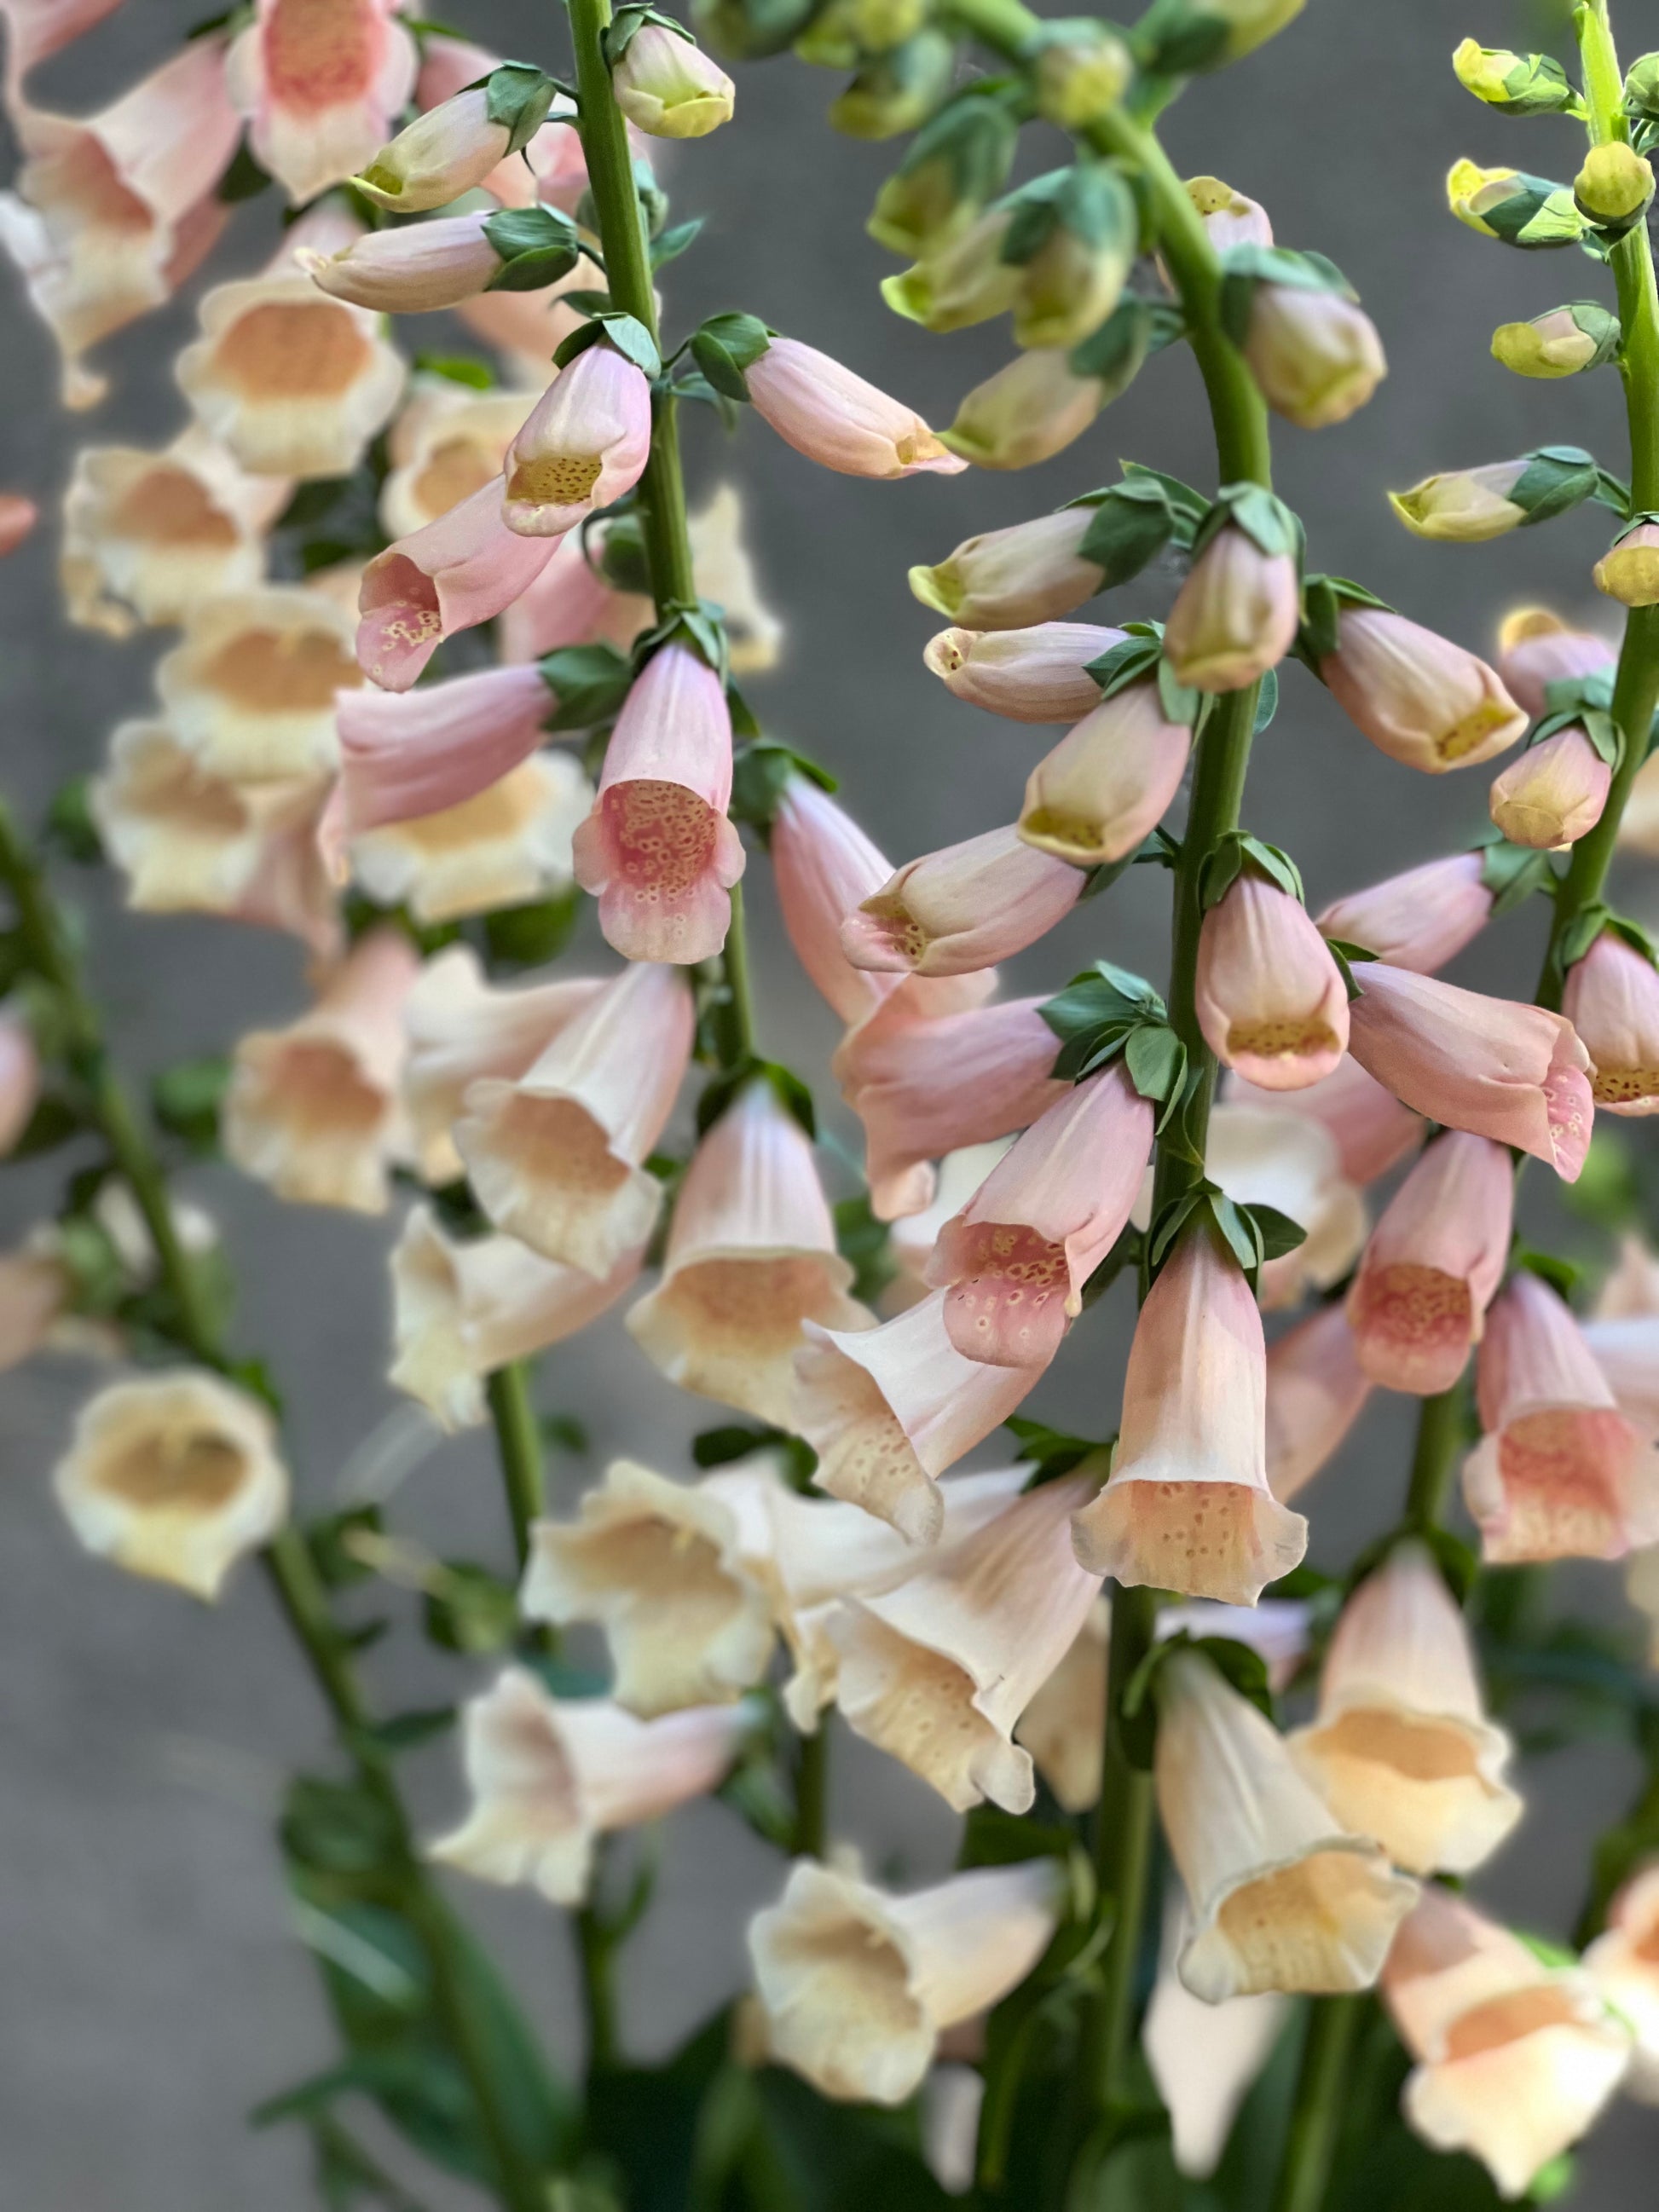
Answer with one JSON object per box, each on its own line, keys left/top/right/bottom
{"left": 3, "top": 0, "right": 1657, "bottom": 2203}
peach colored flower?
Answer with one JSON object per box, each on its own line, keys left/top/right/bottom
{"left": 1315, "top": 852, "right": 1493, "bottom": 974}
{"left": 356, "top": 476, "right": 559, "bottom": 690}
{"left": 923, "top": 621, "right": 1124, "bottom": 723}
{"left": 1563, "top": 929, "right": 1659, "bottom": 1115}
{"left": 1018, "top": 679, "right": 1193, "bottom": 867}
{"left": 747, "top": 336, "right": 966, "bottom": 479}
{"left": 1319, "top": 609, "right": 1525, "bottom": 771}
{"left": 1196, "top": 873, "right": 1349, "bottom": 1091}
{"left": 843, "top": 823, "right": 1081, "bottom": 979}
{"left": 1346, "top": 1133, "right": 1513, "bottom": 1395}
{"left": 1266, "top": 1302, "right": 1372, "bottom": 1502}
{"left": 224, "top": 0, "right": 417, "bottom": 205}
{"left": 1488, "top": 725, "right": 1610, "bottom": 849}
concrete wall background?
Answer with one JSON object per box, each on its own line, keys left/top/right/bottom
{"left": 1, "top": 0, "right": 1656, "bottom": 2202}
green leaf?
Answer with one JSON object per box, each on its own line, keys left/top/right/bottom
{"left": 1245, "top": 1202, "right": 1307, "bottom": 1262}
{"left": 360, "top": 1707, "right": 456, "bottom": 1756}
{"left": 1479, "top": 836, "right": 1557, "bottom": 916}
{"left": 1005, "top": 1415, "right": 1113, "bottom": 1482}
{"left": 538, "top": 641, "right": 634, "bottom": 731}
{"left": 727, "top": 739, "right": 835, "bottom": 840}
{"left": 152, "top": 1056, "right": 229, "bottom": 1154}
{"left": 686, "top": 311, "right": 772, "bottom": 403}
{"left": 309, "top": 1505, "right": 384, "bottom": 1589}
{"left": 1253, "top": 664, "right": 1280, "bottom": 735}
{"left": 410, "top": 352, "right": 495, "bottom": 390}
{"left": 958, "top": 1804, "right": 1077, "bottom": 1868}
{"left": 9, "top": 1091, "right": 84, "bottom": 1158}
{"left": 591, "top": 311, "right": 662, "bottom": 378}
{"left": 650, "top": 216, "right": 705, "bottom": 269}
{"left": 44, "top": 775, "right": 102, "bottom": 863}
{"left": 835, "top": 1191, "right": 897, "bottom": 1307}
{"left": 482, "top": 204, "right": 581, "bottom": 292}
{"left": 482, "top": 886, "right": 582, "bottom": 967}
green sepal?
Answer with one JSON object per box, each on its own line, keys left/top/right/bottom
{"left": 43, "top": 775, "right": 102, "bottom": 863}
{"left": 1507, "top": 442, "right": 1603, "bottom": 525}
{"left": 1121, "top": 1632, "right": 1275, "bottom": 1770}
{"left": 536, "top": 642, "right": 634, "bottom": 731}
{"left": 1510, "top": 1244, "right": 1585, "bottom": 1305}
{"left": 997, "top": 160, "right": 1136, "bottom": 265}
{"left": 829, "top": 29, "right": 956, "bottom": 141}
{"left": 481, "top": 62, "right": 560, "bottom": 157}
{"left": 604, "top": 4, "right": 695, "bottom": 65}
{"left": 1217, "top": 243, "right": 1355, "bottom": 347}
{"left": 635, "top": 600, "right": 730, "bottom": 683}
{"left": 1198, "top": 829, "right": 1304, "bottom": 911}
{"left": 1529, "top": 701, "right": 1623, "bottom": 767}
{"left": 686, "top": 310, "right": 772, "bottom": 401}
{"left": 866, "top": 87, "right": 1021, "bottom": 257}
{"left": 1005, "top": 1415, "right": 1113, "bottom": 1484}
{"left": 552, "top": 311, "right": 661, "bottom": 378}
{"left": 1130, "top": 0, "right": 1230, "bottom": 79}
{"left": 1192, "top": 480, "right": 1303, "bottom": 563}
{"left": 695, "top": 1056, "right": 816, "bottom": 1140}
{"left": 650, "top": 216, "right": 704, "bottom": 269}
{"left": 726, "top": 739, "right": 835, "bottom": 842}
{"left": 1343, "top": 1525, "right": 1479, "bottom": 1608}
{"left": 1627, "top": 55, "right": 1659, "bottom": 155}
{"left": 481, "top": 204, "right": 582, "bottom": 292}
{"left": 1467, "top": 170, "right": 1588, "bottom": 248}
{"left": 1085, "top": 620, "right": 1202, "bottom": 727}
{"left": 1065, "top": 462, "right": 1208, "bottom": 591}
{"left": 1457, "top": 45, "right": 1582, "bottom": 118}
{"left": 1066, "top": 294, "right": 1182, "bottom": 393}
{"left": 1039, "top": 959, "right": 1167, "bottom": 1079}
{"left": 1296, "top": 572, "right": 1394, "bottom": 665}
{"left": 152, "top": 1055, "right": 230, "bottom": 1154}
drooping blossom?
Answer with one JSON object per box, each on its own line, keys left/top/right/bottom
{"left": 611, "top": 25, "right": 735, "bottom": 136}
{"left": 156, "top": 585, "right": 359, "bottom": 781}
{"left": 354, "top": 66, "right": 557, "bottom": 211}
{"left": 1346, "top": 1133, "right": 1513, "bottom": 1395}
{"left": 377, "top": 383, "right": 535, "bottom": 539}
{"left": 1315, "top": 852, "right": 1494, "bottom": 974}
{"left": 502, "top": 347, "right": 654, "bottom": 538}
{"left": 1488, "top": 725, "right": 1610, "bottom": 849}
{"left": 1265, "top": 1302, "right": 1372, "bottom": 1502}
{"left": 1144, "top": 1906, "right": 1291, "bottom": 2179}
{"left": 1196, "top": 873, "right": 1349, "bottom": 1091}
{"left": 224, "top": 0, "right": 418, "bottom": 205}
{"left": 1163, "top": 525, "right": 1299, "bottom": 694}
{"left": 745, "top": 337, "right": 966, "bottom": 479}
{"left": 303, "top": 211, "right": 507, "bottom": 314}
{"left": 1243, "top": 282, "right": 1385, "bottom": 428}
{"left": 350, "top": 752, "right": 591, "bottom": 924}
{"left": 1318, "top": 609, "right": 1526, "bottom": 772}
{"left": 940, "top": 346, "right": 1108, "bottom": 471}
{"left": 356, "top": 476, "right": 560, "bottom": 690}
{"left": 1585, "top": 1866, "right": 1659, "bottom": 2101}
{"left": 1018, "top": 679, "right": 1193, "bottom": 866}
{"left": 1563, "top": 929, "right": 1659, "bottom": 1116}
{"left": 1495, "top": 606, "right": 1617, "bottom": 719}
{"left": 497, "top": 525, "right": 655, "bottom": 665}
{"left": 1593, "top": 521, "right": 1659, "bottom": 607}
{"left": 1012, "top": 1598, "right": 1109, "bottom": 1813}
{"left": 910, "top": 506, "right": 1103, "bottom": 629}
{"left": 842, "top": 823, "right": 1082, "bottom": 979}
{"left": 331, "top": 662, "right": 556, "bottom": 842}
{"left": 923, "top": 621, "right": 1123, "bottom": 723}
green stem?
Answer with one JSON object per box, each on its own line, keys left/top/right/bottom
{"left": 793, "top": 1721, "right": 829, "bottom": 1858}
{"left": 1403, "top": 1382, "right": 1465, "bottom": 1534}
{"left": 1087, "top": 1584, "right": 1159, "bottom": 2111}
{"left": 487, "top": 1361, "right": 547, "bottom": 1570}
{"left": 576, "top": 1898, "right": 621, "bottom": 2075}
{"left": 1269, "top": 1996, "right": 1363, "bottom": 2212}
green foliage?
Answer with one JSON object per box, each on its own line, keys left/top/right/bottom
{"left": 152, "top": 1056, "right": 229, "bottom": 1155}
{"left": 483, "top": 886, "right": 583, "bottom": 967}
{"left": 833, "top": 1192, "right": 896, "bottom": 1307}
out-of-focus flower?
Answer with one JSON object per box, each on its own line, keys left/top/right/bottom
{"left": 1018, "top": 679, "right": 1193, "bottom": 867}
{"left": 746, "top": 337, "right": 966, "bottom": 479}
{"left": 0, "top": 39, "right": 240, "bottom": 407}
{"left": 0, "top": 492, "right": 36, "bottom": 556}
{"left": 1345, "top": 963, "right": 1593, "bottom": 1181}
{"left": 455, "top": 960, "right": 694, "bottom": 1276}
{"left": 572, "top": 642, "right": 744, "bottom": 965}
{"left": 749, "top": 1857, "right": 1061, "bottom": 2105}
{"left": 0, "top": 0, "right": 126, "bottom": 100}
{"left": 156, "top": 586, "right": 359, "bottom": 781}
{"left": 1164, "top": 525, "right": 1299, "bottom": 695}
{"left": 502, "top": 347, "right": 653, "bottom": 538}
{"left": 627, "top": 1081, "right": 872, "bottom": 1424}
{"left": 883, "top": 1141, "right": 1010, "bottom": 1312}
{"left": 224, "top": 929, "right": 419, "bottom": 1214}
{"left": 1318, "top": 609, "right": 1527, "bottom": 774}
{"left": 1205, "top": 1101, "right": 1367, "bottom": 1309}
{"left": 351, "top": 753, "right": 589, "bottom": 926}
{"left": 1244, "top": 284, "right": 1386, "bottom": 430}
{"left": 225, "top": 0, "right": 417, "bottom": 205}
{"left": 1144, "top": 1906, "right": 1290, "bottom": 2178}
{"left": 1564, "top": 930, "right": 1659, "bottom": 1115}
{"left": 1346, "top": 1133, "right": 1513, "bottom": 1395}
{"left": 1072, "top": 1229, "right": 1309, "bottom": 1602}
{"left": 1623, "top": 751, "right": 1659, "bottom": 856}
{"left": 833, "top": 992, "right": 1066, "bottom": 1222}
{"left": 429, "top": 1668, "right": 745, "bottom": 1904}
{"left": 1265, "top": 1302, "right": 1372, "bottom": 1502}
{"left": 61, "top": 430, "right": 287, "bottom": 637}
{"left": 1315, "top": 852, "right": 1493, "bottom": 975}
{"left": 1013, "top": 1597, "right": 1108, "bottom": 1813}
{"left": 926, "top": 1064, "right": 1153, "bottom": 1366}
{"left": 1489, "top": 725, "right": 1610, "bottom": 848}
{"left": 1465, "top": 1269, "right": 1659, "bottom": 1562}
{"left": 357, "top": 476, "right": 560, "bottom": 690}
{"left": 390, "top": 1207, "right": 639, "bottom": 1433}
{"left": 688, "top": 482, "right": 783, "bottom": 674}
{"left": 1495, "top": 606, "right": 1618, "bottom": 719}
{"left": 522, "top": 1460, "right": 777, "bottom": 1714}
{"left": 910, "top": 506, "right": 1102, "bottom": 629}
{"left": 613, "top": 23, "right": 735, "bottom": 136}
{"left": 354, "top": 65, "right": 559, "bottom": 211}
{"left": 1185, "top": 172, "right": 1274, "bottom": 251}
{"left": 793, "top": 1290, "right": 1041, "bottom": 1544}
{"left": 1226, "top": 1054, "right": 1425, "bottom": 1186}
{"left": 1585, "top": 1866, "right": 1659, "bottom": 2100}
{"left": 0, "top": 1014, "right": 39, "bottom": 1158}
{"left": 940, "top": 347, "right": 1107, "bottom": 471}
{"left": 1595, "top": 1235, "right": 1659, "bottom": 1322}
{"left": 378, "top": 384, "right": 535, "bottom": 540}
{"left": 91, "top": 721, "right": 338, "bottom": 956}
{"left": 0, "top": 1241, "right": 69, "bottom": 1371}
{"left": 1157, "top": 1649, "right": 1418, "bottom": 2002}
{"left": 1383, "top": 1886, "right": 1631, "bottom": 2199}
{"left": 1197, "top": 874, "right": 1349, "bottom": 1091}
{"left": 843, "top": 823, "right": 1081, "bottom": 979}
{"left": 1289, "top": 1542, "right": 1521, "bottom": 1874}
{"left": 53, "top": 1371, "right": 288, "bottom": 1600}
{"left": 924, "top": 621, "right": 1122, "bottom": 723}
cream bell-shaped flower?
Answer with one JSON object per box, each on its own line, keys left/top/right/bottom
{"left": 1144, "top": 1904, "right": 1291, "bottom": 2178}
{"left": 833, "top": 992, "right": 1067, "bottom": 1222}
{"left": 502, "top": 346, "right": 653, "bottom": 538}
{"left": 1564, "top": 929, "right": 1659, "bottom": 1115}
{"left": 923, "top": 621, "right": 1124, "bottom": 724}
{"left": 390, "top": 1206, "right": 640, "bottom": 1433}
{"left": 1157, "top": 1649, "right": 1419, "bottom": 2002}
{"left": 354, "top": 67, "right": 564, "bottom": 212}
{"left": 1163, "top": 525, "right": 1299, "bottom": 695}
{"left": 749, "top": 1857, "right": 1062, "bottom": 2106}
{"left": 429, "top": 1668, "right": 747, "bottom": 1906}
{"left": 522, "top": 1460, "right": 777, "bottom": 1714}
{"left": 1072, "top": 1228, "right": 1309, "bottom": 1603}
{"left": 176, "top": 241, "right": 406, "bottom": 482}
{"left": 1289, "top": 1543, "right": 1521, "bottom": 1875}
{"left": 572, "top": 643, "right": 744, "bottom": 965}
{"left": 350, "top": 751, "right": 591, "bottom": 926}
{"left": 155, "top": 584, "right": 360, "bottom": 783}
{"left": 1585, "top": 1865, "right": 1659, "bottom": 2099}
{"left": 1018, "top": 679, "right": 1193, "bottom": 867}
{"left": 626, "top": 1081, "right": 873, "bottom": 1425}
{"left": 1465, "top": 1269, "right": 1659, "bottom": 1562}
{"left": 61, "top": 429, "right": 288, "bottom": 637}
{"left": 1595, "top": 1233, "right": 1659, "bottom": 1322}
{"left": 925, "top": 1063, "right": 1153, "bottom": 1367}
{"left": 455, "top": 959, "right": 694, "bottom": 1275}
{"left": 910, "top": 506, "right": 1103, "bottom": 630}
{"left": 1266, "top": 1303, "right": 1372, "bottom": 1503}
{"left": 793, "top": 1290, "right": 1042, "bottom": 1544}
{"left": 746, "top": 337, "right": 966, "bottom": 480}
{"left": 827, "top": 1472, "right": 1104, "bottom": 1813}
{"left": 1196, "top": 874, "right": 1349, "bottom": 1092}
{"left": 401, "top": 944, "right": 602, "bottom": 1186}
{"left": 378, "top": 383, "right": 536, "bottom": 540}
{"left": 612, "top": 24, "right": 736, "bottom": 137}
{"left": 0, "top": 38, "right": 240, "bottom": 408}
{"left": 1315, "top": 852, "right": 1494, "bottom": 976}
{"left": 1584, "top": 1316, "right": 1659, "bottom": 1438}
{"left": 357, "top": 475, "right": 562, "bottom": 690}
{"left": 1383, "top": 1886, "right": 1632, "bottom": 2199}
{"left": 1318, "top": 608, "right": 1526, "bottom": 774}
{"left": 1226, "top": 1054, "right": 1425, "bottom": 1187}
{"left": 687, "top": 484, "right": 783, "bottom": 676}
{"left": 842, "top": 823, "right": 1082, "bottom": 979}
{"left": 1014, "top": 1597, "right": 1109, "bottom": 1813}
{"left": 1389, "top": 459, "right": 1531, "bottom": 543}
{"left": 225, "top": 0, "right": 417, "bottom": 205}
{"left": 1205, "top": 1101, "right": 1366, "bottom": 1312}
{"left": 53, "top": 1371, "right": 289, "bottom": 1600}
{"left": 1496, "top": 606, "right": 1616, "bottom": 719}
{"left": 303, "top": 211, "right": 507, "bottom": 316}
{"left": 1345, "top": 963, "right": 1593, "bottom": 1182}
{"left": 224, "top": 928, "right": 419, "bottom": 1215}
{"left": 91, "top": 721, "right": 338, "bottom": 957}
{"left": 1346, "top": 1132, "right": 1513, "bottom": 1395}
{"left": 1489, "top": 725, "right": 1611, "bottom": 849}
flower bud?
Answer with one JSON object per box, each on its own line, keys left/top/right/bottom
{"left": 1447, "top": 159, "right": 1586, "bottom": 247}
{"left": 866, "top": 90, "right": 1018, "bottom": 258}
{"left": 940, "top": 347, "right": 1106, "bottom": 470}
{"left": 1491, "top": 302, "right": 1621, "bottom": 378}
{"left": 1563, "top": 930, "right": 1659, "bottom": 1116}
{"left": 882, "top": 208, "right": 1024, "bottom": 332}
{"left": 612, "top": 24, "right": 735, "bottom": 137}
{"left": 1013, "top": 223, "right": 1133, "bottom": 351}
{"left": 303, "top": 213, "right": 506, "bottom": 314}
{"left": 1575, "top": 141, "right": 1655, "bottom": 225}
{"left": 1185, "top": 174, "right": 1273, "bottom": 251}
{"left": 1321, "top": 609, "right": 1526, "bottom": 773}
{"left": 1244, "top": 285, "right": 1386, "bottom": 430}
{"left": 830, "top": 30, "right": 956, "bottom": 139}
{"left": 356, "top": 67, "right": 558, "bottom": 211}
{"left": 1197, "top": 873, "right": 1349, "bottom": 1092}
{"left": 910, "top": 507, "right": 1101, "bottom": 629}
{"left": 1593, "top": 521, "right": 1659, "bottom": 607}
{"left": 502, "top": 345, "right": 653, "bottom": 538}
{"left": 747, "top": 336, "right": 965, "bottom": 478}
{"left": 1495, "top": 606, "right": 1616, "bottom": 718}
{"left": 1019, "top": 680, "right": 1192, "bottom": 866}
{"left": 1389, "top": 459, "right": 1529, "bottom": 542}
{"left": 1139, "top": 0, "right": 1306, "bottom": 71}
{"left": 925, "top": 621, "right": 1122, "bottom": 722}
{"left": 1032, "top": 22, "right": 1133, "bottom": 127}
{"left": 845, "top": 824, "right": 1082, "bottom": 979}
{"left": 1164, "top": 526, "right": 1300, "bottom": 694}
{"left": 1316, "top": 852, "right": 1494, "bottom": 975}
{"left": 1452, "top": 39, "right": 1578, "bottom": 116}
{"left": 1488, "top": 725, "right": 1611, "bottom": 849}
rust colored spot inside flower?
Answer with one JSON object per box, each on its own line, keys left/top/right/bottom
{"left": 1315, "top": 1707, "right": 1479, "bottom": 1785}
{"left": 1121, "top": 1480, "right": 1263, "bottom": 1592}
{"left": 411, "top": 436, "right": 499, "bottom": 524}
{"left": 1351, "top": 1264, "right": 1471, "bottom": 1385}
{"left": 1442, "top": 1984, "right": 1581, "bottom": 2061}
{"left": 112, "top": 467, "right": 240, "bottom": 549}
{"left": 264, "top": 0, "right": 376, "bottom": 107}
{"left": 215, "top": 303, "right": 373, "bottom": 399}
{"left": 606, "top": 780, "right": 717, "bottom": 900}
{"left": 101, "top": 1428, "right": 246, "bottom": 1509}
{"left": 946, "top": 1224, "right": 1070, "bottom": 1364}
{"left": 671, "top": 1256, "right": 837, "bottom": 1343}
{"left": 1591, "top": 1063, "right": 1659, "bottom": 1105}
{"left": 201, "top": 625, "right": 361, "bottom": 713}
{"left": 508, "top": 453, "right": 604, "bottom": 508}
{"left": 1227, "top": 1016, "right": 1340, "bottom": 1062}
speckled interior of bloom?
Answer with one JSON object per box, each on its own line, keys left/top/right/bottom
{"left": 201, "top": 625, "right": 359, "bottom": 713}
{"left": 1350, "top": 1264, "right": 1472, "bottom": 1391}
{"left": 602, "top": 781, "right": 719, "bottom": 901}
{"left": 215, "top": 303, "right": 373, "bottom": 398}
{"left": 942, "top": 1222, "right": 1071, "bottom": 1367}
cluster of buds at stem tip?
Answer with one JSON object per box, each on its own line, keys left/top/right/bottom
{"left": 352, "top": 63, "right": 562, "bottom": 210}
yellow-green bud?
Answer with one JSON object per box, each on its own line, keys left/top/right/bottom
{"left": 1447, "top": 159, "right": 1585, "bottom": 246}
{"left": 1453, "top": 38, "right": 1520, "bottom": 101}
{"left": 1185, "top": 174, "right": 1274, "bottom": 250}
{"left": 849, "top": 0, "right": 930, "bottom": 51}
{"left": 882, "top": 209, "right": 1022, "bottom": 331}
{"left": 1389, "top": 460, "right": 1529, "bottom": 543}
{"left": 829, "top": 29, "right": 953, "bottom": 138}
{"left": 1575, "top": 141, "right": 1655, "bottom": 224}
{"left": 1490, "top": 303, "right": 1620, "bottom": 379}
{"left": 1032, "top": 24, "right": 1134, "bottom": 129}
{"left": 1593, "top": 523, "right": 1659, "bottom": 609}
{"left": 1013, "top": 225, "right": 1131, "bottom": 351}
{"left": 940, "top": 349, "right": 1106, "bottom": 470}
{"left": 1452, "top": 38, "right": 1579, "bottom": 116}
